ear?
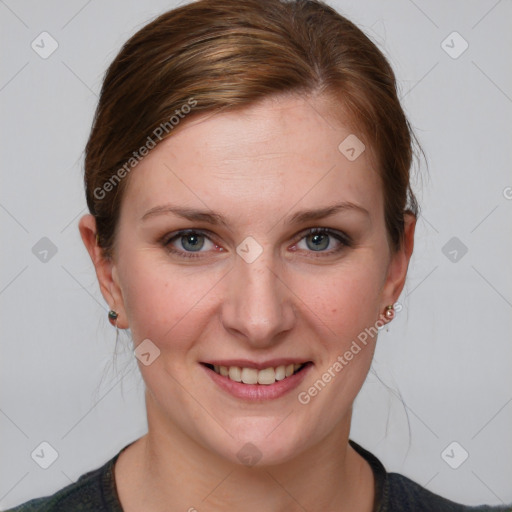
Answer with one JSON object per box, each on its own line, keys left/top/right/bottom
{"left": 78, "top": 214, "right": 129, "bottom": 329}
{"left": 380, "top": 213, "right": 416, "bottom": 311}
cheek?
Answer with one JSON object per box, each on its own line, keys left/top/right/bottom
{"left": 118, "top": 236, "right": 387, "bottom": 357}
{"left": 291, "top": 257, "right": 385, "bottom": 340}
{"left": 118, "top": 251, "right": 225, "bottom": 350}
{"left": 291, "top": 262, "right": 384, "bottom": 423}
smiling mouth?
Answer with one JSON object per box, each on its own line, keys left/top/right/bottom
{"left": 202, "top": 362, "right": 311, "bottom": 385}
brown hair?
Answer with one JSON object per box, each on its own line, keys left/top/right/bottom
{"left": 84, "top": 0, "right": 420, "bottom": 259}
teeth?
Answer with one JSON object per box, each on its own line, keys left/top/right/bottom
{"left": 228, "top": 366, "right": 242, "bottom": 382}
{"left": 212, "top": 363, "right": 306, "bottom": 385}
{"left": 241, "top": 367, "right": 258, "bottom": 384}
{"left": 275, "top": 365, "right": 286, "bottom": 381}
{"left": 257, "top": 367, "right": 276, "bottom": 385}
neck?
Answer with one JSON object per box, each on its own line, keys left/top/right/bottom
{"left": 117, "top": 392, "right": 374, "bottom": 512}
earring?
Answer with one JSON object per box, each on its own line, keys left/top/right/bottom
{"left": 385, "top": 304, "right": 395, "bottom": 320}
{"left": 108, "top": 310, "right": 118, "bottom": 326}
{"left": 107, "top": 309, "right": 121, "bottom": 358}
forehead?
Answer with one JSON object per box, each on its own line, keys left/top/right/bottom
{"left": 120, "top": 94, "right": 383, "bottom": 225}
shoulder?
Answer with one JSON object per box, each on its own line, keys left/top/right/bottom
{"left": 349, "top": 439, "right": 510, "bottom": 512}
{"left": 3, "top": 451, "right": 124, "bottom": 512}
{"left": 384, "top": 472, "right": 511, "bottom": 512}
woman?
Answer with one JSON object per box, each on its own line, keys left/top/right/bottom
{"left": 6, "top": 0, "right": 510, "bottom": 510}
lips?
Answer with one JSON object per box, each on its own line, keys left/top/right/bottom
{"left": 201, "top": 360, "right": 313, "bottom": 401}
{"left": 203, "top": 363, "right": 307, "bottom": 385}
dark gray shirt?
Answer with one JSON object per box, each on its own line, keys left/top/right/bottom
{"left": 5, "top": 440, "right": 511, "bottom": 511}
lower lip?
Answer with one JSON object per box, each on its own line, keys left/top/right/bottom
{"left": 201, "top": 364, "right": 312, "bottom": 401}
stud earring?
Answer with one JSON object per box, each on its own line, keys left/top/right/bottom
{"left": 108, "top": 310, "right": 118, "bottom": 326}
{"left": 384, "top": 304, "right": 395, "bottom": 320}
{"left": 107, "top": 309, "right": 121, "bottom": 354}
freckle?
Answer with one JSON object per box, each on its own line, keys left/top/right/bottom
{"left": 331, "top": 309, "right": 337, "bottom": 314}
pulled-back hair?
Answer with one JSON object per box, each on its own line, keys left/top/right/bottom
{"left": 84, "top": 0, "right": 420, "bottom": 259}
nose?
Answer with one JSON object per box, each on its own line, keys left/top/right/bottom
{"left": 221, "top": 251, "right": 296, "bottom": 348}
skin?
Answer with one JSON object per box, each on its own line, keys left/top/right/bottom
{"left": 80, "top": 93, "right": 415, "bottom": 512}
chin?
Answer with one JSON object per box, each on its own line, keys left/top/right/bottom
{"left": 207, "top": 417, "right": 313, "bottom": 468}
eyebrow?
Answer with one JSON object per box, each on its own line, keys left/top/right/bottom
{"left": 140, "top": 201, "right": 369, "bottom": 225}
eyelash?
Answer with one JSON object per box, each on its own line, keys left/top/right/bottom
{"left": 160, "top": 227, "right": 351, "bottom": 260}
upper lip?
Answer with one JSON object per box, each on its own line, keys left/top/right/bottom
{"left": 202, "top": 359, "right": 311, "bottom": 370}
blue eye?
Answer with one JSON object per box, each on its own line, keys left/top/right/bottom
{"left": 305, "top": 231, "right": 330, "bottom": 251}
{"left": 161, "top": 227, "right": 350, "bottom": 260}
{"left": 163, "top": 229, "right": 218, "bottom": 258}
{"left": 178, "top": 232, "right": 205, "bottom": 252}
{"left": 295, "top": 227, "right": 349, "bottom": 254}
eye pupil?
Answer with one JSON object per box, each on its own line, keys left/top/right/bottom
{"left": 181, "top": 233, "right": 204, "bottom": 251}
{"left": 169, "top": 229, "right": 342, "bottom": 257}
{"left": 306, "top": 233, "right": 329, "bottom": 251}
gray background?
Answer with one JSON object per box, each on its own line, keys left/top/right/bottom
{"left": 1, "top": 0, "right": 511, "bottom": 508}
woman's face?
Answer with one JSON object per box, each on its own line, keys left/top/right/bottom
{"left": 93, "top": 94, "right": 413, "bottom": 465}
